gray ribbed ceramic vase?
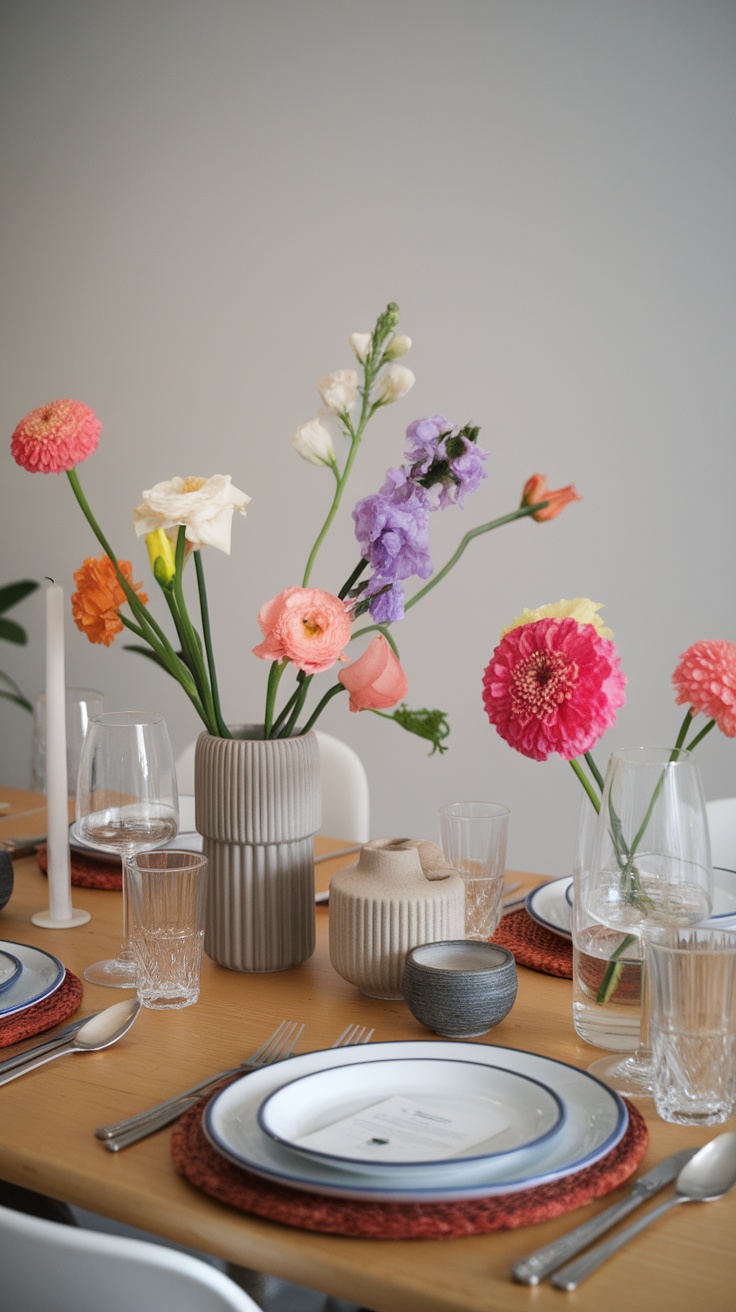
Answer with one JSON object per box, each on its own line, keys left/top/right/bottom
{"left": 194, "top": 725, "right": 321, "bottom": 972}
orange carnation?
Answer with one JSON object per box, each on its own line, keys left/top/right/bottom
{"left": 72, "top": 556, "right": 148, "bottom": 647}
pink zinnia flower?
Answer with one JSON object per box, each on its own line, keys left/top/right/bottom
{"left": 482, "top": 617, "right": 626, "bottom": 762}
{"left": 252, "top": 586, "right": 352, "bottom": 675}
{"left": 338, "top": 634, "right": 408, "bottom": 712}
{"left": 672, "top": 639, "right": 736, "bottom": 738}
{"left": 11, "top": 399, "right": 101, "bottom": 474}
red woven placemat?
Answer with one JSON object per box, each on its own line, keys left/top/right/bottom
{"left": 171, "top": 1094, "right": 647, "bottom": 1239}
{"left": 0, "top": 969, "right": 83, "bottom": 1047}
{"left": 492, "top": 909, "right": 572, "bottom": 979}
{"left": 37, "top": 844, "right": 122, "bottom": 892}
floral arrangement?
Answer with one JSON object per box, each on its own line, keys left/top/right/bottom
{"left": 482, "top": 597, "right": 736, "bottom": 996}
{"left": 10, "top": 303, "right": 580, "bottom": 748}
{"left": 0, "top": 578, "right": 39, "bottom": 711}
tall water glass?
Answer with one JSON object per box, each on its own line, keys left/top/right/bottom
{"left": 439, "top": 801, "right": 510, "bottom": 940}
{"left": 76, "top": 711, "right": 179, "bottom": 988}
{"left": 32, "top": 688, "right": 104, "bottom": 796}
{"left": 581, "top": 746, "right": 712, "bottom": 1096}
{"left": 127, "top": 850, "right": 208, "bottom": 1009}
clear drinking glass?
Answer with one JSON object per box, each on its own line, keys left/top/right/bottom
{"left": 76, "top": 711, "right": 179, "bottom": 988}
{"left": 581, "top": 746, "right": 712, "bottom": 1096}
{"left": 438, "top": 801, "right": 510, "bottom": 940}
{"left": 127, "top": 850, "right": 208, "bottom": 1009}
{"left": 32, "top": 688, "right": 104, "bottom": 796}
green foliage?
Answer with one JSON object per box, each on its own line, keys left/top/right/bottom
{"left": 0, "top": 579, "right": 39, "bottom": 711}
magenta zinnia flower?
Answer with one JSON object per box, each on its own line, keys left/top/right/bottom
{"left": 482, "top": 617, "right": 626, "bottom": 762}
{"left": 11, "top": 398, "right": 101, "bottom": 474}
{"left": 672, "top": 639, "right": 736, "bottom": 738}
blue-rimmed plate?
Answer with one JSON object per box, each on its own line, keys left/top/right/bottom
{"left": 257, "top": 1057, "right": 565, "bottom": 1174}
{"left": 0, "top": 950, "right": 22, "bottom": 995}
{"left": 529, "top": 870, "right": 736, "bottom": 942}
{"left": 203, "top": 1040, "right": 627, "bottom": 1202}
{"left": 0, "top": 940, "right": 65, "bottom": 1018}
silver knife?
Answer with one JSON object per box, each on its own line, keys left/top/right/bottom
{"left": 511, "top": 1147, "right": 698, "bottom": 1284}
{"left": 0, "top": 1013, "right": 98, "bottom": 1077}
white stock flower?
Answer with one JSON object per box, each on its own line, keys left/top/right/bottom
{"left": 133, "top": 475, "right": 250, "bottom": 555}
{"left": 349, "top": 332, "right": 372, "bottom": 363}
{"left": 374, "top": 364, "right": 416, "bottom": 404}
{"left": 384, "top": 334, "right": 412, "bottom": 361}
{"left": 316, "top": 369, "right": 359, "bottom": 413}
{"left": 291, "top": 417, "right": 336, "bottom": 467}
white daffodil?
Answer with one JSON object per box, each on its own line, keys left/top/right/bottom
{"left": 316, "top": 369, "right": 359, "bottom": 413}
{"left": 384, "top": 334, "right": 412, "bottom": 361}
{"left": 133, "top": 475, "right": 250, "bottom": 555}
{"left": 349, "top": 332, "right": 372, "bottom": 363}
{"left": 291, "top": 417, "right": 336, "bottom": 467}
{"left": 374, "top": 364, "right": 416, "bottom": 405}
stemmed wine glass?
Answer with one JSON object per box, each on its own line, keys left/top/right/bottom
{"left": 76, "top": 711, "right": 179, "bottom": 988}
{"left": 580, "top": 745, "right": 712, "bottom": 1096}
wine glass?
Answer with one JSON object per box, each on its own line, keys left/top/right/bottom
{"left": 580, "top": 745, "right": 712, "bottom": 1096}
{"left": 76, "top": 711, "right": 179, "bottom": 988}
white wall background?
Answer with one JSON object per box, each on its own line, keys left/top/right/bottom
{"left": 1, "top": 0, "right": 734, "bottom": 878}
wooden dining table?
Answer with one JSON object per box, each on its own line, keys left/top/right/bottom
{"left": 0, "top": 787, "right": 734, "bottom": 1312}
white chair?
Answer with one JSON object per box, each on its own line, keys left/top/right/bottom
{"left": 707, "top": 797, "right": 736, "bottom": 869}
{"left": 0, "top": 1202, "right": 260, "bottom": 1312}
{"left": 175, "top": 730, "right": 370, "bottom": 843}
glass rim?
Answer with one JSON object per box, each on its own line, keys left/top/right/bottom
{"left": 642, "top": 924, "right": 736, "bottom": 954}
{"left": 129, "top": 850, "right": 207, "bottom": 873}
{"left": 88, "top": 710, "right": 166, "bottom": 727}
{"left": 610, "top": 745, "right": 695, "bottom": 765}
{"left": 438, "top": 801, "right": 510, "bottom": 819}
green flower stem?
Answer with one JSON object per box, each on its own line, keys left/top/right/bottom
{"left": 596, "top": 932, "right": 636, "bottom": 1005}
{"left": 280, "top": 673, "right": 314, "bottom": 737}
{"left": 66, "top": 468, "right": 177, "bottom": 661}
{"left": 584, "top": 751, "right": 605, "bottom": 793}
{"left": 118, "top": 614, "right": 205, "bottom": 715}
{"left": 301, "top": 682, "right": 347, "bottom": 734}
{"left": 570, "top": 757, "right": 602, "bottom": 813}
{"left": 264, "top": 660, "right": 288, "bottom": 737}
{"left": 271, "top": 672, "right": 306, "bottom": 736}
{"left": 170, "top": 529, "right": 219, "bottom": 734}
{"left": 685, "top": 718, "right": 716, "bottom": 752}
{"left": 674, "top": 708, "right": 693, "bottom": 751}
{"left": 403, "top": 503, "right": 548, "bottom": 614}
{"left": 339, "top": 559, "right": 368, "bottom": 601}
{"left": 194, "top": 550, "right": 230, "bottom": 738}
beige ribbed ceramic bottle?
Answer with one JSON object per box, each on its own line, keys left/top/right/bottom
{"left": 328, "top": 838, "right": 466, "bottom": 999}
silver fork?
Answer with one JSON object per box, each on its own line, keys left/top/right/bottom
{"left": 333, "top": 1023, "right": 374, "bottom": 1047}
{"left": 96, "top": 1020, "right": 303, "bottom": 1151}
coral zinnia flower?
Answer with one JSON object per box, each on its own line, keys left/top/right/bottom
{"left": 338, "top": 634, "right": 408, "bottom": 712}
{"left": 252, "top": 586, "right": 352, "bottom": 674}
{"left": 482, "top": 617, "right": 626, "bottom": 762}
{"left": 11, "top": 399, "right": 101, "bottom": 474}
{"left": 672, "top": 639, "right": 736, "bottom": 738}
{"left": 521, "top": 473, "right": 580, "bottom": 521}
{"left": 72, "top": 556, "right": 148, "bottom": 647}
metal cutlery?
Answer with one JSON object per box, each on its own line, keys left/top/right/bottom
{"left": 96, "top": 1019, "right": 304, "bottom": 1150}
{"left": 0, "top": 1012, "right": 101, "bottom": 1078}
{"left": 511, "top": 1147, "right": 697, "bottom": 1284}
{"left": 0, "top": 1000, "right": 140, "bottom": 1086}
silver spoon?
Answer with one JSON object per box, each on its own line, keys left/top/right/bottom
{"left": 0, "top": 997, "right": 141, "bottom": 1087}
{"left": 552, "top": 1132, "right": 736, "bottom": 1289}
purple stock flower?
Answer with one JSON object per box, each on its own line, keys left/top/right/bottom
{"left": 364, "top": 578, "right": 405, "bottom": 622}
{"left": 352, "top": 489, "right": 433, "bottom": 583}
{"left": 405, "top": 415, "right": 488, "bottom": 508}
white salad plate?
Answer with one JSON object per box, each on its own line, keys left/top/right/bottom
{"left": 0, "top": 940, "right": 65, "bottom": 1018}
{"left": 0, "top": 949, "right": 22, "bottom": 995}
{"left": 203, "top": 1040, "right": 628, "bottom": 1202}
{"left": 69, "top": 795, "right": 201, "bottom": 863}
{"left": 528, "top": 869, "right": 736, "bottom": 941}
{"left": 257, "top": 1057, "right": 565, "bottom": 1174}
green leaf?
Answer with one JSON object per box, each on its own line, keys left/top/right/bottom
{"left": 0, "top": 579, "right": 39, "bottom": 614}
{"left": 384, "top": 704, "right": 451, "bottom": 755}
{"left": 0, "top": 618, "right": 27, "bottom": 645}
{"left": 123, "top": 643, "right": 186, "bottom": 673}
{"left": 0, "top": 688, "right": 33, "bottom": 712}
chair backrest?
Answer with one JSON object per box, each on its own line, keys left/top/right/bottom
{"left": 175, "top": 731, "right": 370, "bottom": 843}
{"left": 706, "top": 797, "right": 736, "bottom": 870}
{"left": 0, "top": 1203, "right": 259, "bottom": 1312}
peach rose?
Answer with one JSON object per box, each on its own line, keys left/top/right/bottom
{"left": 338, "top": 634, "right": 408, "bottom": 712}
{"left": 252, "top": 587, "right": 352, "bottom": 674}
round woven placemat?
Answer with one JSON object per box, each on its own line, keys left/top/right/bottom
{"left": 37, "top": 844, "right": 121, "bottom": 892}
{"left": 0, "top": 969, "right": 83, "bottom": 1047}
{"left": 171, "top": 1094, "right": 647, "bottom": 1240}
{"left": 492, "top": 909, "right": 572, "bottom": 979}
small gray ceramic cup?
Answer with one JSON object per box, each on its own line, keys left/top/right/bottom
{"left": 401, "top": 940, "right": 518, "bottom": 1038}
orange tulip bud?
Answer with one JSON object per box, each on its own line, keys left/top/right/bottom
{"left": 521, "top": 473, "right": 581, "bottom": 521}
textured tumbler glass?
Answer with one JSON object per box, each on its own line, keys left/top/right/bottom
{"left": 643, "top": 924, "right": 736, "bottom": 1125}
{"left": 127, "top": 850, "right": 208, "bottom": 1009}
{"left": 439, "top": 802, "right": 510, "bottom": 940}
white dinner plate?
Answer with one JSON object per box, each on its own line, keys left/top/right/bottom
{"left": 257, "top": 1057, "right": 565, "bottom": 1174}
{"left": 0, "top": 950, "right": 22, "bottom": 994}
{"left": 69, "top": 795, "right": 201, "bottom": 863}
{"left": 528, "top": 870, "right": 736, "bottom": 941}
{"left": 203, "top": 1040, "right": 628, "bottom": 1202}
{"left": 0, "top": 940, "right": 65, "bottom": 1018}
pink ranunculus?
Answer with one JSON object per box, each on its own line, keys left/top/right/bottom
{"left": 482, "top": 616, "right": 626, "bottom": 762}
{"left": 672, "top": 639, "right": 736, "bottom": 738}
{"left": 338, "top": 634, "right": 408, "bottom": 712}
{"left": 11, "top": 399, "right": 101, "bottom": 474}
{"left": 252, "top": 587, "right": 352, "bottom": 674}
